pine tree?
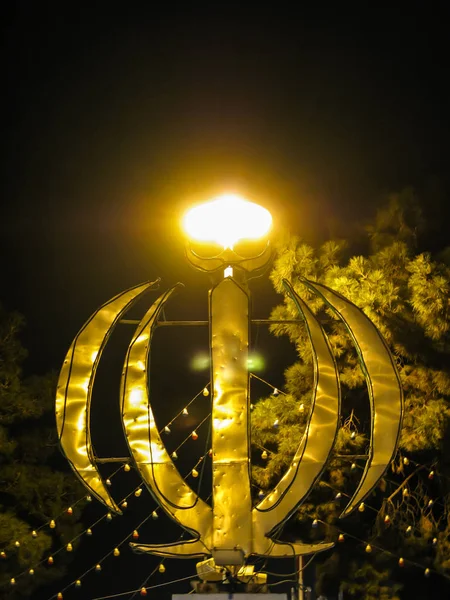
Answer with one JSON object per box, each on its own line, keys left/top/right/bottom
{"left": 251, "top": 189, "right": 450, "bottom": 598}
{"left": 0, "top": 304, "right": 83, "bottom": 598}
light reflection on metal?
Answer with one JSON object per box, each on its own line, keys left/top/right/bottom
{"left": 120, "top": 284, "right": 213, "bottom": 556}
{"left": 55, "top": 280, "right": 159, "bottom": 512}
{"left": 56, "top": 200, "right": 403, "bottom": 567}
{"left": 301, "top": 279, "right": 404, "bottom": 517}
{"left": 252, "top": 281, "right": 340, "bottom": 549}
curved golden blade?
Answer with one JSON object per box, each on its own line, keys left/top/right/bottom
{"left": 130, "top": 540, "right": 209, "bottom": 559}
{"left": 56, "top": 280, "right": 159, "bottom": 513}
{"left": 303, "top": 279, "right": 403, "bottom": 517}
{"left": 121, "top": 284, "right": 213, "bottom": 546}
{"left": 253, "top": 539, "right": 334, "bottom": 558}
{"left": 253, "top": 280, "right": 340, "bottom": 542}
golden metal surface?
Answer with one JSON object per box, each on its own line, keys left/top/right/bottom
{"left": 121, "top": 284, "right": 213, "bottom": 554}
{"left": 252, "top": 281, "right": 340, "bottom": 549}
{"left": 56, "top": 281, "right": 157, "bottom": 512}
{"left": 185, "top": 242, "right": 272, "bottom": 275}
{"left": 303, "top": 279, "right": 403, "bottom": 517}
{"left": 56, "top": 266, "right": 402, "bottom": 563}
{"left": 209, "top": 278, "right": 252, "bottom": 555}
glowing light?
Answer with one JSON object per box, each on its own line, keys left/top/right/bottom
{"left": 129, "top": 389, "right": 144, "bottom": 407}
{"left": 182, "top": 194, "right": 272, "bottom": 249}
{"left": 247, "top": 353, "right": 265, "bottom": 372}
{"left": 191, "top": 353, "right": 210, "bottom": 371}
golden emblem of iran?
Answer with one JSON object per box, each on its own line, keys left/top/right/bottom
{"left": 55, "top": 195, "right": 403, "bottom": 574}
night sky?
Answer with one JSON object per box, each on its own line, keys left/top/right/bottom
{"left": 2, "top": 4, "right": 450, "bottom": 599}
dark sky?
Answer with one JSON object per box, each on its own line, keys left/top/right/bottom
{"left": 2, "top": 5, "right": 450, "bottom": 599}
{"left": 2, "top": 6, "right": 450, "bottom": 371}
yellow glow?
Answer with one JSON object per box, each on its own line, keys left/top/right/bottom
{"left": 182, "top": 194, "right": 272, "bottom": 249}
{"left": 129, "top": 388, "right": 144, "bottom": 407}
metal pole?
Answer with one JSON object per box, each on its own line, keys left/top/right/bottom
{"left": 298, "top": 555, "right": 304, "bottom": 600}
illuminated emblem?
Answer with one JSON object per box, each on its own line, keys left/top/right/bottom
{"left": 55, "top": 195, "right": 403, "bottom": 566}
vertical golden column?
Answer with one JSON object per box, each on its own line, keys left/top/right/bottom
{"left": 210, "top": 277, "right": 252, "bottom": 556}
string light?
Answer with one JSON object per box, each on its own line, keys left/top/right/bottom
{"left": 86, "top": 495, "right": 92, "bottom": 501}
{"left": 75, "top": 580, "right": 82, "bottom": 588}
{"left": 338, "top": 534, "right": 345, "bottom": 542}
{"left": 121, "top": 501, "right": 128, "bottom": 509}
{"left": 171, "top": 451, "right": 178, "bottom": 460}
{"left": 1, "top": 551, "right": 6, "bottom": 559}
{"left": 191, "top": 468, "right": 199, "bottom": 478}
{"left": 14, "top": 541, "right": 20, "bottom": 548}
{"left": 106, "top": 479, "right": 112, "bottom": 486}
{"left": 152, "top": 511, "right": 158, "bottom": 520}
{"left": 316, "top": 517, "right": 449, "bottom": 582}
{"left": 159, "top": 385, "right": 211, "bottom": 437}
{"left": 113, "top": 548, "right": 120, "bottom": 557}
{"left": 49, "top": 520, "right": 56, "bottom": 529}
{"left": 158, "top": 563, "right": 166, "bottom": 574}
{"left": 132, "top": 530, "right": 139, "bottom": 540}
{"left": 106, "top": 512, "right": 113, "bottom": 521}
{"left": 140, "top": 588, "right": 148, "bottom": 596}
{"left": 124, "top": 464, "right": 131, "bottom": 472}
{"left": 261, "top": 450, "right": 268, "bottom": 460}
{"left": 358, "top": 502, "right": 365, "bottom": 513}
{"left": 8, "top": 372, "right": 445, "bottom": 598}
{"left": 191, "top": 430, "right": 198, "bottom": 441}
{"left": 5, "top": 479, "right": 145, "bottom": 593}
{"left": 95, "top": 564, "right": 102, "bottom": 572}
{"left": 67, "top": 507, "right": 73, "bottom": 515}
{"left": 135, "top": 488, "right": 142, "bottom": 497}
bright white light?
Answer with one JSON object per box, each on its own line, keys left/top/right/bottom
{"left": 182, "top": 194, "right": 272, "bottom": 249}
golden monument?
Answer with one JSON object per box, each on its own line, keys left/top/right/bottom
{"left": 55, "top": 194, "right": 403, "bottom": 579}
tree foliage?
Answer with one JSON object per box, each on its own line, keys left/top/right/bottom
{"left": 251, "top": 189, "right": 450, "bottom": 598}
{"left": 0, "top": 305, "right": 83, "bottom": 598}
